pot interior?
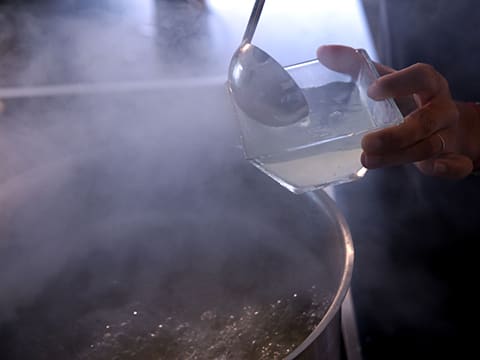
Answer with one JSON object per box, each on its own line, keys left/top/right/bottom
{"left": 0, "top": 87, "right": 351, "bottom": 359}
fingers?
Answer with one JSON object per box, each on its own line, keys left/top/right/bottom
{"left": 361, "top": 131, "right": 447, "bottom": 168}
{"left": 416, "top": 153, "right": 473, "bottom": 179}
{"left": 316, "top": 45, "right": 362, "bottom": 77}
{"left": 374, "top": 62, "right": 396, "bottom": 77}
{"left": 368, "top": 63, "right": 449, "bottom": 104}
{"left": 362, "top": 100, "right": 458, "bottom": 154}
{"left": 360, "top": 60, "right": 462, "bottom": 175}
{"left": 317, "top": 46, "right": 447, "bottom": 104}
{"left": 317, "top": 44, "right": 396, "bottom": 79}
{"left": 362, "top": 148, "right": 473, "bottom": 179}
{"left": 318, "top": 45, "right": 469, "bottom": 180}
{"left": 362, "top": 132, "right": 472, "bottom": 180}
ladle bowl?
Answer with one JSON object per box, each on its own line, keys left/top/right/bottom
{"left": 227, "top": 0, "right": 309, "bottom": 127}
{"left": 228, "top": 43, "right": 309, "bottom": 127}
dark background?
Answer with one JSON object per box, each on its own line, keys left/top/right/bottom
{"left": 337, "top": 1, "right": 480, "bottom": 359}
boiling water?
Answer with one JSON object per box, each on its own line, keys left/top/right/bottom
{"left": 237, "top": 82, "right": 373, "bottom": 193}
{"left": 77, "top": 286, "right": 330, "bottom": 360}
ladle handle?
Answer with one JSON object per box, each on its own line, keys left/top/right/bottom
{"left": 241, "top": 0, "right": 266, "bottom": 44}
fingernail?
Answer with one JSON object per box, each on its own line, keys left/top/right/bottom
{"left": 360, "top": 152, "right": 367, "bottom": 167}
{"left": 434, "top": 162, "right": 447, "bottom": 174}
{"left": 367, "top": 82, "right": 382, "bottom": 99}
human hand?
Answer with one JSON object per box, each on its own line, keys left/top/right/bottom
{"left": 317, "top": 45, "right": 480, "bottom": 179}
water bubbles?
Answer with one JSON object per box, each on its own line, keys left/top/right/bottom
{"left": 328, "top": 110, "right": 343, "bottom": 122}
{"left": 299, "top": 116, "right": 311, "bottom": 127}
{"left": 175, "top": 322, "right": 190, "bottom": 332}
{"left": 200, "top": 310, "right": 216, "bottom": 321}
{"left": 79, "top": 284, "right": 330, "bottom": 360}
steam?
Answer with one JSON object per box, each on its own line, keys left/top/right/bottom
{"left": 0, "top": 3, "right": 343, "bottom": 359}
{"left": 0, "top": 76, "right": 225, "bottom": 99}
{"left": 0, "top": 0, "right": 229, "bottom": 319}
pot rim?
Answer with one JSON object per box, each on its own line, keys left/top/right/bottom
{"left": 286, "top": 189, "right": 354, "bottom": 360}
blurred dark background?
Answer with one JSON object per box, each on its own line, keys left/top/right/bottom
{"left": 338, "top": 1, "right": 480, "bottom": 359}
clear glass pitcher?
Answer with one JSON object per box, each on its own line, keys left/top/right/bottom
{"left": 229, "top": 48, "right": 403, "bottom": 194}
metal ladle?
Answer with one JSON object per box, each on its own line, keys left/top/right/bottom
{"left": 227, "top": 0, "right": 309, "bottom": 127}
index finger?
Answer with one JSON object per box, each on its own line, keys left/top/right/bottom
{"left": 368, "top": 63, "right": 449, "bottom": 104}
{"left": 362, "top": 98, "right": 456, "bottom": 154}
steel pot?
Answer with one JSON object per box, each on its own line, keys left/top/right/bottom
{"left": 0, "top": 84, "right": 353, "bottom": 359}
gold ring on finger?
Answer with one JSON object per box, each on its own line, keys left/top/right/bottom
{"left": 436, "top": 133, "right": 446, "bottom": 153}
